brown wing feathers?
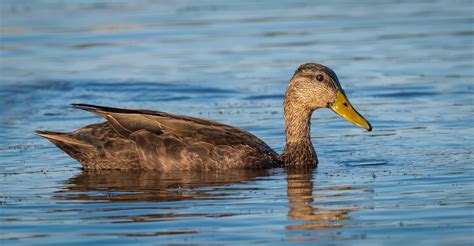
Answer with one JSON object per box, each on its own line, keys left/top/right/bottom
{"left": 36, "top": 104, "right": 279, "bottom": 170}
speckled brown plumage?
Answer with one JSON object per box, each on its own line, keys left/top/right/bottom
{"left": 36, "top": 63, "right": 370, "bottom": 171}
{"left": 281, "top": 63, "right": 340, "bottom": 166}
{"left": 37, "top": 105, "right": 279, "bottom": 171}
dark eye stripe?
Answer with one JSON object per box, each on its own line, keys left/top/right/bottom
{"left": 316, "top": 75, "right": 324, "bottom": 81}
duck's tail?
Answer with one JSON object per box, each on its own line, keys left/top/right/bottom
{"left": 35, "top": 130, "right": 98, "bottom": 169}
{"left": 35, "top": 131, "right": 94, "bottom": 148}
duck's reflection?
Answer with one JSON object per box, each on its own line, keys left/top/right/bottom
{"left": 286, "top": 168, "right": 350, "bottom": 230}
{"left": 54, "top": 167, "right": 352, "bottom": 231}
{"left": 56, "top": 169, "right": 270, "bottom": 203}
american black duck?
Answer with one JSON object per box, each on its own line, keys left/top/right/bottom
{"left": 36, "top": 63, "right": 371, "bottom": 171}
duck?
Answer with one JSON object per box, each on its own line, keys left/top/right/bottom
{"left": 36, "top": 63, "right": 372, "bottom": 171}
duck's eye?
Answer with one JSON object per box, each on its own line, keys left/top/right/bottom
{"left": 316, "top": 74, "right": 324, "bottom": 81}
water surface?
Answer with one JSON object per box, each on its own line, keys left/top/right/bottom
{"left": 1, "top": 0, "right": 473, "bottom": 245}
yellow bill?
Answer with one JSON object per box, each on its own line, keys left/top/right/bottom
{"left": 330, "top": 91, "right": 372, "bottom": 131}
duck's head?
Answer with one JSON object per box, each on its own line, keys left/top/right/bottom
{"left": 285, "top": 63, "right": 372, "bottom": 131}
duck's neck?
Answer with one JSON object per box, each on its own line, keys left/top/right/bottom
{"left": 281, "top": 102, "right": 317, "bottom": 166}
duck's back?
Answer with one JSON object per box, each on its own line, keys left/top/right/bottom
{"left": 36, "top": 104, "right": 280, "bottom": 171}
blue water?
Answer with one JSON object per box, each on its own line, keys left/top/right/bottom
{"left": 1, "top": 0, "right": 473, "bottom": 245}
